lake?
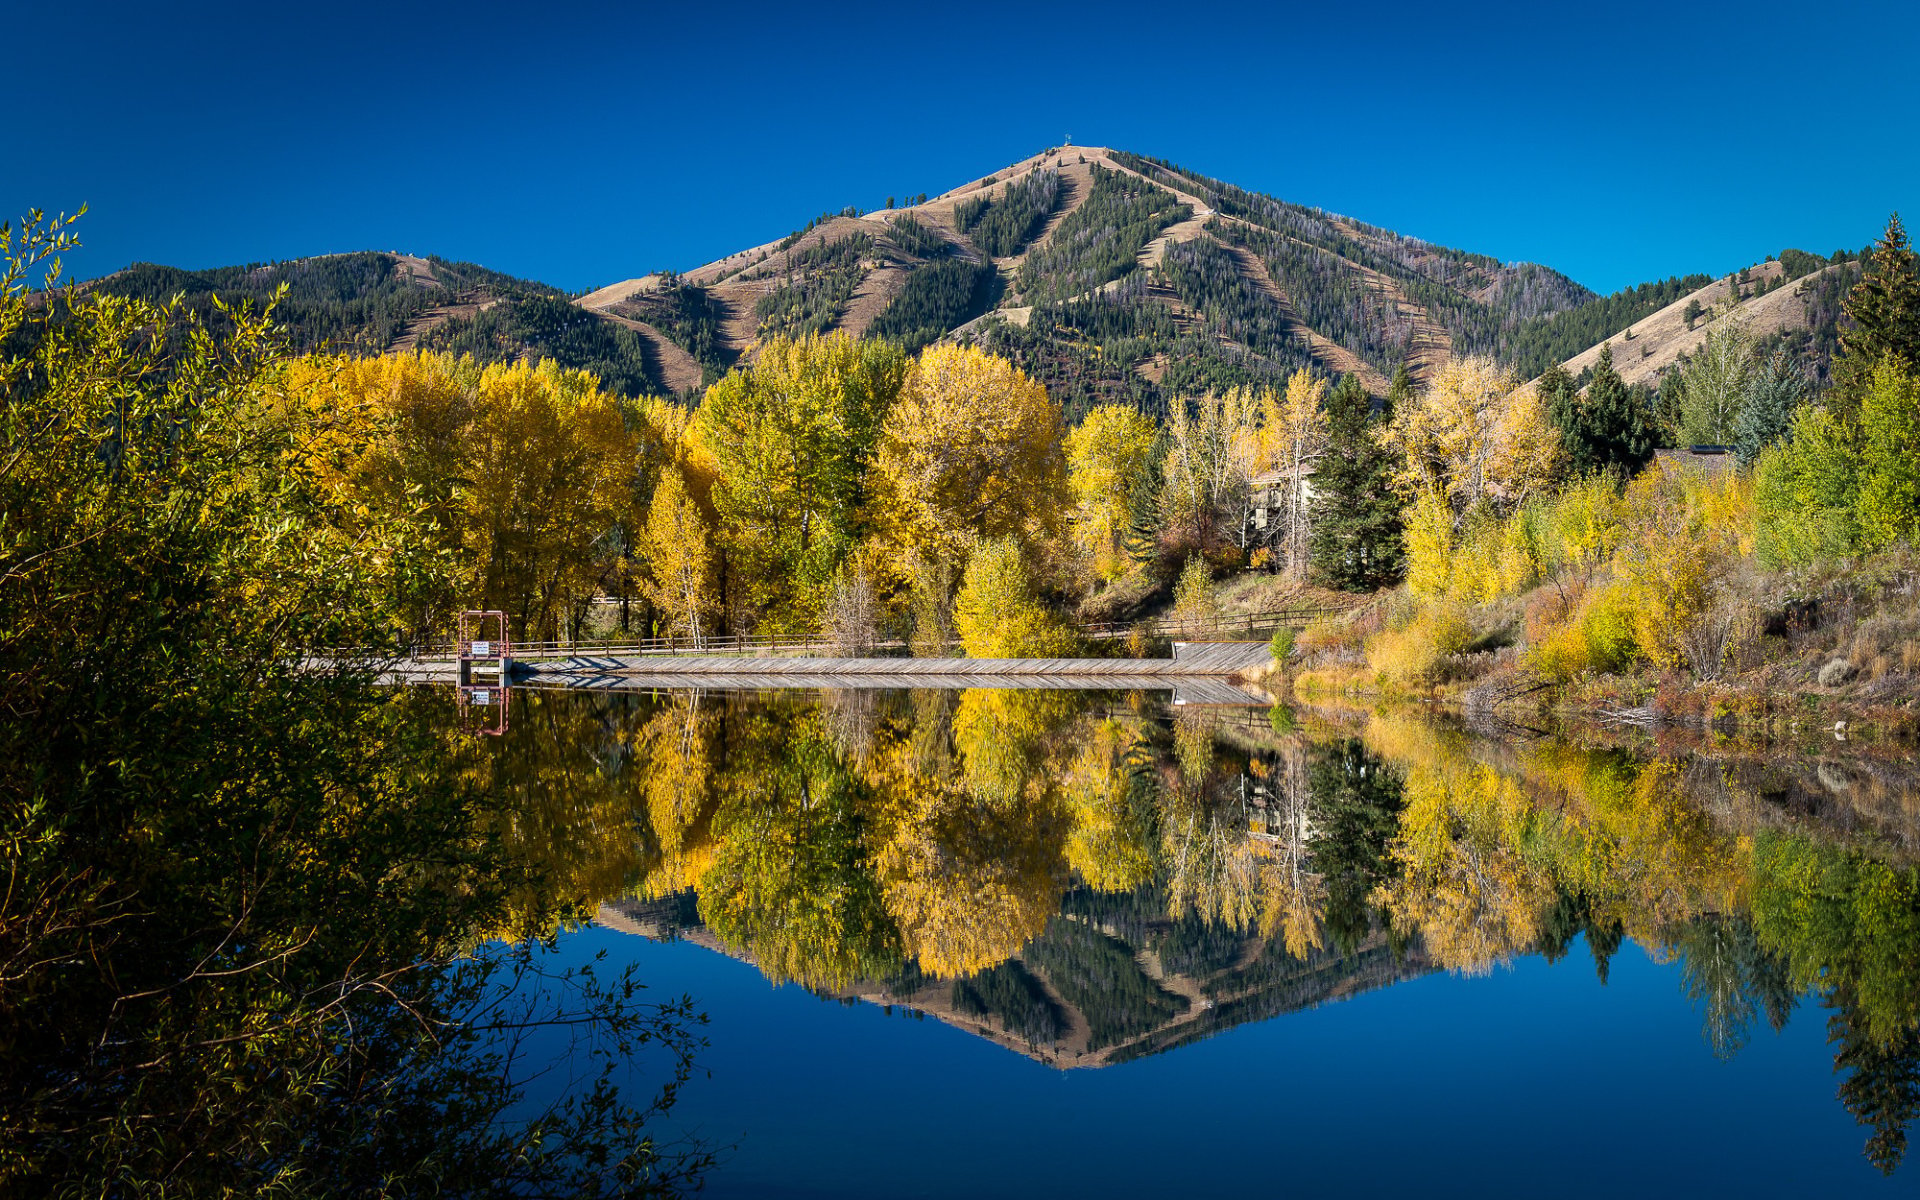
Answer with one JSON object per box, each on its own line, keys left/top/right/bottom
{"left": 476, "top": 685, "right": 1920, "bottom": 1197}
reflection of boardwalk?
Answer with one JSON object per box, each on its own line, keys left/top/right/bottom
{"left": 532, "top": 672, "right": 1267, "bottom": 705}
{"left": 519, "top": 642, "right": 1274, "bottom": 705}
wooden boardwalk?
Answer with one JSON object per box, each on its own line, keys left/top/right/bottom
{"left": 518, "top": 640, "right": 1273, "bottom": 680}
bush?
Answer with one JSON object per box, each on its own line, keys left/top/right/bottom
{"left": 1366, "top": 601, "right": 1473, "bottom": 689}
{"left": 954, "top": 537, "right": 1076, "bottom": 658}
{"left": 1269, "top": 626, "right": 1296, "bottom": 664}
{"left": 1525, "top": 580, "right": 1639, "bottom": 683}
{"left": 1819, "top": 658, "right": 1858, "bottom": 686}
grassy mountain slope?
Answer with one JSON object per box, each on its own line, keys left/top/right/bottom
{"left": 1547, "top": 253, "right": 1861, "bottom": 389}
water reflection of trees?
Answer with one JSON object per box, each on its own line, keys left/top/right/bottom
{"left": 498, "top": 687, "right": 1920, "bottom": 1176}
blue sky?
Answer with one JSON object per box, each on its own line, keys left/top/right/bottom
{"left": 12, "top": 0, "right": 1917, "bottom": 295}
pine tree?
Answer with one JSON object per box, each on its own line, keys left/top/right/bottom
{"left": 1121, "top": 443, "right": 1166, "bottom": 566}
{"left": 1308, "top": 374, "right": 1404, "bottom": 590}
{"left": 1831, "top": 213, "right": 1920, "bottom": 415}
{"left": 1733, "top": 350, "right": 1806, "bottom": 466}
{"left": 1548, "top": 344, "right": 1657, "bottom": 476}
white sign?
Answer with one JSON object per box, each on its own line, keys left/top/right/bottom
{"left": 472, "top": 689, "right": 492, "bottom": 706}
{"left": 471, "top": 640, "right": 492, "bottom": 657}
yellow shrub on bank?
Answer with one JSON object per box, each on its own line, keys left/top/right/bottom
{"left": 1367, "top": 601, "right": 1475, "bottom": 689}
{"left": 1526, "top": 579, "right": 1639, "bottom": 682}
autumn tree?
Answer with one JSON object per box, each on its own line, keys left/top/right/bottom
{"left": 1379, "top": 354, "right": 1563, "bottom": 519}
{"left": 1309, "top": 373, "right": 1403, "bottom": 590}
{"left": 1257, "top": 370, "right": 1330, "bottom": 578}
{"left": 693, "top": 332, "right": 909, "bottom": 633}
{"left": 641, "top": 468, "right": 717, "bottom": 646}
{"left": 872, "top": 343, "right": 1067, "bottom": 576}
{"left": 292, "top": 351, "right": 651, "bottom": 641}
{"left": 953, "top": 537, "right": 1076, "bottom": 658}
{"left": 1065, "top": 404, "right": 1157, "bottom": 581}
{"left": 1162, "top": 386, "right": 1260, "bottom": 551}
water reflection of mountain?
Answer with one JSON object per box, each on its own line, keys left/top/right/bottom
{"left": 598, "top": 889, "right": 1433, "bottom": 1068}
{"left": 487, "top": 688, "right": 1920, "bottom": 1174}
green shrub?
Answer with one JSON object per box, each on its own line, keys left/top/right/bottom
{"left": 1269, "top": 626, "right": 1296, "bottom": 664}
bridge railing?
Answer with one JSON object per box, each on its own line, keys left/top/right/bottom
{"left": 402, "top": 604, "right": 1359, "bottom": 662}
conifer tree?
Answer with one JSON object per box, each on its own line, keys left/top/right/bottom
{"left": 1121, "top": 446, "right": 1166, "bottom": 567}
{"left": 1733, "top": 350, "right": 1806, "bottom": 467}
{"left": 1832, "top": 213, "right": 1920, "bottom": 415}
{"left": 1308, "top": 374, "right": 1403, "bottom": 590}
{"left": 1549, "top": 344, "right": 1657, "bottom": 476}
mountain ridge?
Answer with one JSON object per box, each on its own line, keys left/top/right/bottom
{"left": 75, "top": 146, "right": 1862, "bottom": 407}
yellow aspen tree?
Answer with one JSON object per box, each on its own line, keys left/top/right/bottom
{"left": 1257, "top": 370, "right": 1330, "bottom": 578}
{"left": 641, "top": 468, "right": 717, "bottom": 646}
{"left": 1163, "top": 387, "right": 1260, "bottom": 548}
{"left": 872, "top": 343, "right": 1066, "bottom": 571}
{"left": 1064, "top": 404, "right": 1157, "bottom": 580}
{"left": 1381, "top": 355, "right": 1562, "bottom": 516}
{"left": 952, "top": 537, "right": 1075, "bottom": 658}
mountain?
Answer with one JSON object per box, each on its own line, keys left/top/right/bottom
{"left": 78, "top": 147, "right": 1866, "bottom": 408}
{"left": 575, "top": 145, "right": 1608, "bottom": 409}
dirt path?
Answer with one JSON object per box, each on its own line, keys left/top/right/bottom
{"left": 1221, "top": 242, "right": 1392, "bottom": 393}
{"left": 388, "top": 296, "right": 499, "bottom": 353}
{"left": 589, "top": 310, "right": 705, "bottom": 395}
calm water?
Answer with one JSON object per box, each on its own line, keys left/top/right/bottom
{"left": 477, "top": 686, "right": 1920, "bottom": 1197}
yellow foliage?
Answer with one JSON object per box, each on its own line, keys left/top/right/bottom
{"left": 1613, "top": 468, "right": 1747, "bottom": 671}
{"left": 875, "top": 780, "right": 1068, "bottom": 978}
{"left": 640, "top": 468, "right": 717, "bottom": 645}
{"left": 1062, "top": 722, "right": 1156, "bottom": 893}
{"left": 1380, "top": 355, "right": 1563, "bottom": 514}
{"left": 1065, "top": 404, "right": 1157, "bottom": 580}
{"left": 1376, "top": 755, "right": 1556, "bottom": 974}
{"left": 1526, "top": 580, "right": 1639, "bottom": 682}
{"left": 1365, "top": 600, "right": 1474, "bottom": 689}
{"left": 873, "top": 343, "right": 1066, "bottom": 572}
{"left": 952, "top": 537, "right": 1075, "bottom": 658}
{"left": 286, "top": 351, "right": 644, "bottom": 639}
{"left": 1403, "top": 490, "right": 1455, "bottom": 599}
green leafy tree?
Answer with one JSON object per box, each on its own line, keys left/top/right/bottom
{"left": 1308, "top": 373, "right": 1405, "bottom": 588}
{"left": 1855, "top": 357, "right": 1920, "bottom": 550}
{"left": 1754, "top": 404, "right": 1863, "bottom": 565}
{"left": 695, "top": 332, "right": 910, "bottom": 632}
